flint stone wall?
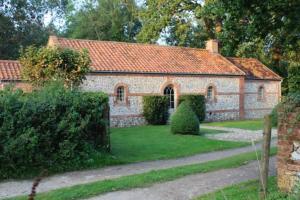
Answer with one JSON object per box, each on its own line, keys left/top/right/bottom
{"left": 277, "top": 107, "right": 300, "bottom": 192}
{"left": 80, "top": 74, "right": 280, "bottom": 127}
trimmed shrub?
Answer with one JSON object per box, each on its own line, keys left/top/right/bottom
{"left": 178, "top": 94, "right": 206, "bottom": 122}
{"left": 171, "top": 102, "right": 200, "bottom": 135}
{"left": 0, "top": 83, "right": 110, "bottom": 179}
{"left": 143, "top": 96, "right": 169, "bottom": 125}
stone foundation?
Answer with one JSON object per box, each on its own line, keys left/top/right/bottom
{"left": 111, "top": 115, "right": 147, "bottom": 127}
{"left": 277, "top": 107, "right": 300, "bottom": 192}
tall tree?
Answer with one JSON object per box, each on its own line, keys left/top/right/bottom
{"left": 65, "top": 0, "right": 141, "bottom": 42}
{"left": 0, "top": 0, "right": 68, "bottom": 59}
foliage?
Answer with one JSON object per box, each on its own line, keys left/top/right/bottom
{"left": 288, "top": 62, "right": 300, "bottom": 93}
{"left": 171, "top": 102, "right": 200, "bottom": 135}
{"left": 277, "top": 93, "right": 300, "bottom": 131}
{"left": 178, "top": 94, "right": 206, "bottom": 122}
{"left": 0, "top": 0, "right": 68, "bottom": 59}
{"left": 143, "top": 96, "right": 169, "bottom": 125}
{"left": 270, "top": 105, "right": 279, "bottom": 127}
{"left": 0, "top": 83, "right": 110, "bottom": 179}
{"left": 19, "top": 46, "right": 91, "bottom": 88}
{"left": 65, "top": 0, "right": 142, "bottom": 42}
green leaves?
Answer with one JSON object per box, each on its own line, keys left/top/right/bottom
{"left": 0, "top": 83, "right": 110, "bottom": 179}
{"left": 19, "top": 46, "right": 91, "bottom": 88}
{"left": 65, "top": 0, "right": 141, "bottom": 42}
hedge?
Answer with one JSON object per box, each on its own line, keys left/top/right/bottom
{"left": 171, "top": 102, "right": 200, "bottom": 135}
{"left": 178, "top": 94, "right": 206, "bottom": 122}
{"left": 143, "top": 96, "right": 169, "bottom": 125}
{"left": 288, "top": 62, "right": 300, "bottom": 93}
{"left": 0, "top": 83, "right": 110, "bottom": 179}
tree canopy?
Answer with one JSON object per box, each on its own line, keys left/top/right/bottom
{"left": 0, "top": 0, "right": 68, "bottom": 59}
{"left": 64, "top": 0, "right": 142, "bottom": 42}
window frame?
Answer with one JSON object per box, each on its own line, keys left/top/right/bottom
{"left": 164, "top": 85, "right": 175, "bottom": 109}
{"left": 114, "top": 83, "right": 129, "bottom": 106}
{"left": 257, "top": 85, "right": 265, "bottom": 102}
{"left": 206, "top": 84, "right": 217, "bottom": 103}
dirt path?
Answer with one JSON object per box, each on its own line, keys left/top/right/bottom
{"left": 0, "top": 138, "right": 276, "bottom": 199}
{"left": 86, "top": 157, "right": 276, "bottom": 200}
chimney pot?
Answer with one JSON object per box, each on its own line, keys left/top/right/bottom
{"left": 206, "top": 39, "right": 219, "bottom": 53}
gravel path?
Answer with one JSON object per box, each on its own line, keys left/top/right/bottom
{"left": 202, "top": 125, "right": 277, "bottom": 142}
{"left": 86, "top": 157, "right": 276, "bottom": 200}
{"left": 0, "top": 140, "right": 276, "bottom": 199}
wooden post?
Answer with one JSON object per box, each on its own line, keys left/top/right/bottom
{"left": 260, "top": 114, "right": 272, "bottom": 199}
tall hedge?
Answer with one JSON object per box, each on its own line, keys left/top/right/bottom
{"left": 0, "top": 83, "right": 110, "bottom": 179}
{"left": 171, "top": 102, "right": 200, "bottom": 135}
{"left": 288, "top": 62, "right": 300, "bottom": 93}
{"left": 143, "top": 96, "right": 169, "bottom": 125}
{"left": 178, "top": 94, "right": 206, "bottom": 122}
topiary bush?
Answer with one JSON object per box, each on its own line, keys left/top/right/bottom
{"left": 171, "top": 101, "right": 200, "bottom": 135}
{"left": 178, "top": 94, "right": 206, "bottom": 122}
{"left": 0, "top": 82, "right": 110, "bottom": 179}
{"left": 143, "top": 96, "right": 169, "bottom": 125}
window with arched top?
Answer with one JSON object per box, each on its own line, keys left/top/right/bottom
{"left": 258, "top": 86, "right": 265, "bottom": 101}
{"left": 116, "top": 86, "right": 125, "bottom": 102}
{"left": 207, "top": 85, "right": 215, "bottom": 102}
{"left": 164, "top": 85, "right": 175, "bottom": 109}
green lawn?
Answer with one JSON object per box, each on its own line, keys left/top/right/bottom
{"left": 9, "top": 148, "right": 277, "bottom": 200}
{"left": 196, "top": 177, "right": 293, "bottom": 200}
{"left": 110, "top": 125, "right": 246, "bottom": 163}
{"left": 203, "top": 119, "right": 264, "bottom": 131}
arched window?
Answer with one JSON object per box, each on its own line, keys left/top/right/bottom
{"left": 258, "top": 86, "right": 265, "bottom": 101}
{"left": 116, "top": 86, "right": 125, "bottom": 102}
{"left": 207, "top": 86, "right": 215, "bottom": 102}
{"left": 164, "top": 85, "right": 175, "bottom": 109}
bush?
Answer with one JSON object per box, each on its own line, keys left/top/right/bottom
{"left": 288, "top": 62, "right": 300, "bottom": 93}
{"left": 270, "top": 104, "right": 279, "bottom": 127}
{"left": 171, "top": 102, "right": 200, "bottom": 135}
{"left": 20, "top": 46, "right": 91, "bottom": 88}
{"left": 0, "top": 83, "right": 110, "bottom": 179}
{"left": 178, "top": 94, "right": 206, "bottom": 122}
{"left": 143, "top": 96, "right": 169, "bottom": 125}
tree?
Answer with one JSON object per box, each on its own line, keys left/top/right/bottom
{"left": 19, "top": 46, "right": 91, "bottom": 88}
{"left": 0, "top": 0, "right": 68, "bottom": 59}
{"left": 64, "top": 0, "right": 142, "bottom": 42}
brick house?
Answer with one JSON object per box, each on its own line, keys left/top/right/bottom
{"left": 0, "top": 36, "right": 282, "bottom": 127}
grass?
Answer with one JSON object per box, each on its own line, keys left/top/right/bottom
{"left": 196, "top": 176, "right": 294, "bottom": 200}
{"left": 203, "top": 119, "right": 264, "bottom": 130}
{"left": 8, "top": 147, "right": 277, "bottom": 200}
{"left": 110, "top": 125, "right": 245, "bottom": 163}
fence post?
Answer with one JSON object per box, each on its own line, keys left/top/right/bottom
{"left": 260, "top": 114, "right": 272, "bottom": 199}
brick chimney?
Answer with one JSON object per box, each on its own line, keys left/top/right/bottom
{"left": 206, "top": 39, "right": 219, "bottom": 53}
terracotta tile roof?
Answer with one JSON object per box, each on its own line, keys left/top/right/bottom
{"left": 49, "top": 36, "right": 245, "bottom": 76}
{"left": 0, "top": 60, "right": 21, "bottom": 81}
{"left": 227, "top": 57, "right": 282, "bottom": 80}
